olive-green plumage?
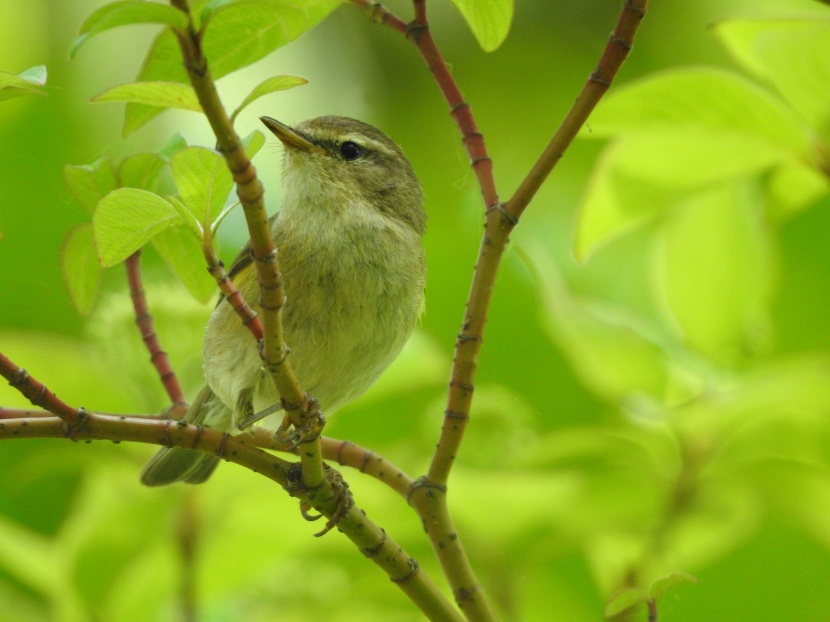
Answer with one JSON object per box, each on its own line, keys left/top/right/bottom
{"left": 141, "top": 116, "right": 426, "bottom": 486}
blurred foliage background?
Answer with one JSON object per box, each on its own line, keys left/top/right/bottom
{"left": 1, "top": 0, "right": 830, "bottom": 620}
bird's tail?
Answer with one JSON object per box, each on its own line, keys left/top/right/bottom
{"left": 139, "top": 385, "right": 230, "bottom": 486}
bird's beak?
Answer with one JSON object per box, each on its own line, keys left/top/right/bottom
{"left": 260, "top": 116, "right": 325, "bottom": 155}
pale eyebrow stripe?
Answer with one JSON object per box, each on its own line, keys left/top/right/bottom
{"left": 342, "top": 133, "right": 396, "bottom": 157}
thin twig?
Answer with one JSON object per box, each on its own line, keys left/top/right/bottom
{"left": 203, "top": 247, "right": 264, "bottom": 340}
{"left": 125, "top": 250, "right": 188, "bottom": 408}
{"left": 0, "top": 352, "right": 85, "bottom": 427}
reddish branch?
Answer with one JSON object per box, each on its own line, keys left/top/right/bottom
{"left": 350, "top": 0, "right": 498, "bottom": 209}
{"left": 206, "top": 256, "right": 264, "bottom": 341}
{"left": 125, "top": 251, "right": 187, "bottom": 407}
{"left": 0, "top": 352, "right": 86, "bottom": 427}
{"left": 349, "top": 1, "right": 648, "bottom": 618}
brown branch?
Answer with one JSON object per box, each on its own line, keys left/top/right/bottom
{"left": 0, "top": 408, "right": 462, "bottom": 622}
{"left": 349, "top": 0, "right": 498, "bottom": 209}
{"left": 169, "top": 0, "right": 323, "bottom": 487}
{"left": 125, "top": 250, "right": 187, "bottom": 409}
{"left": 434, "top": 0, "right": 648, "bottom": 487}
{"left": 352, "top": 2, "right": 649, "bottom": 619}
{"left": 0, "top": 352, "right": 85, "bottom": 428}
{"left": 247, "top": 429, "right": 415, "bottom": 498}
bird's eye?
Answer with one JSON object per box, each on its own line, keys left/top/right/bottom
{"left": 339, "top": 141, "right": 364, "bottom": 161}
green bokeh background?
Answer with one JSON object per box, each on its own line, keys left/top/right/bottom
{"left": 2, "top": 1, "right": 830, "bottom": 620}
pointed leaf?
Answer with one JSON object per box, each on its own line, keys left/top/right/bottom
{"left": 713, "top": 16, "right": 830, "bottom": 138}
{"left": 152, "top": 226, "right": 215, "bottom": 302}
{"left": 158, "top": 132, "right": 188, "bottom": 161}
{"left": 583, "top": 67, "right": 810, "bottom": 154}
{"left": 61, "top": 224, "right": 103, "bottom": 315}
{"left": 16, "top": 65, "right": 47, "bottom": 85}
{"left": 0, "top": 65, "right": 47, "bottom": 101}
{"left": 448, "top": 0, "right": 513, "bottom": 52}
{"left": 650, "top": 572, "right": 700, "bottom": 601}
{"left": 124, "top": 0, "right": 337, "bottom": 135}
{"left": 230, "top": 75, "right": 307, "bottom": 121}
{"left": 118, "top": 152, "right": 167, "bottom": 193}
{"left": 528, "top": 246, "right": 671, "bottom": 402}
{"left": 72, "top": 1, "right": 188, "bottom": 58}
{"left": 575, "top": 129, "right": 791, "bottom": 259}
{"left": 655, "top": 182, "right": 773, "bottom": 364}
{"left": 64, "top": 158, "right": 118, "bottom": 214}
{"left": 171, "top": 146, "right": 233, "bottom": 230}
{"left": 604, "top": 586, "right": 649, "bottom": 617}
{"left": 202, "top": 0, "right": 339, "bottom": 78}
{"left": 93, "top": 188, "right": 183, "bottom": 267}
{"left": 92, "top": 81, "right": 201, "bottom": 112}
{"left": 123, "top": 30, "right": 185, "bottom": 136}
{"left": 242, "top": 129, "right": 265, "bottom": 159}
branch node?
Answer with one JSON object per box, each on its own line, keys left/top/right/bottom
{"left": 254, "top": 248, "right": 278, "bottom": 266}
{"left": 405, "top": 20, "right": 428, "bottom": 42}
{"left": 62, "top": 407, "right": 89, "bottom": 441}
{"left": 444, "top": 410, "right": 470, "bottom": 421}
{"left": 192, "top": 424, "right": 204, "bottom": 448}
{"left": 9, "top": 368, "right": 28, "bottom": 388}
{"left": 390, "top": 558, "right": 419, "bottom": 583}
{"left": 456, "top": 332, "right": 482, "bottom": 343}
{"left": 609, "top": 33, "right": 633, "bottom": 51}
{"left": 407, "top": 476, "right": 447, "bottom": 504}
{"left": 335, "top": 440, "right": 354, "bottom": 465}
{"left": 450, "top": 101, "right": 470, "bottom": 114}
{"left": 455, "top": 584, "right": 482, "bottom": 604}
{"left": 449, "top": 379, "right": 475, "bottom": 394}
{"left": 486, "top": 202, "right": 519, "bottom": 226}
{"left": 361, "top": 528, "right": 387, "bottom": 558}
{"left": 215, "top": 432, "right": 230, "bottom": 458}
{"left": 589, "top": 70, "right": 612, "bottom": 87}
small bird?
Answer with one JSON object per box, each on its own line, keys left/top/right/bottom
{"left": 140, "top": 116, "right": 426, "bottom": 486}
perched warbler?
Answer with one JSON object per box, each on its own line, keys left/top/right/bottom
{"left": 140, "top": 115, "right": 426, "bottom": 486}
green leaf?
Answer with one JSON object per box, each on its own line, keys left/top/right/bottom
{"left": 93, "top": 188, "right": 183, "bottom": 267}
{"left": 152, "top": 226, "right": 215, "bottom": 302}
{"left": 64, "top": 158, "right": 118, "bottom": 214}
{"left": 0, "top": 65, "right": 47, "bottom": 101}
{"left": 171, "top": 146, "right": 233, "bottom": 230}
{"left": 165, "top": 195, "right": 203, "bottom": 238}
{"left": 71, "top": 1, "right": 188, "bottom": 58}
{"left": 123, "top": 31, "right": 186, "bottom": 137}
{"left": 575, "top": 129, "right": 787, "bottom": 260}
{"left": 158, "top": 132, "right": 188, "bottom": 161}
{"left": 202, "top": 0, "right": 339, "bottom": 78}
{"left": 713, "top": 16, "right": 830, "bottom": 139}
{"left": 527, "top": 245, "right": 671, "bottom": 402}
{"left": 124, "top": 0, "right": 337, "bottom": 135}
{"left": 118, "top": 153, "right": 167, "bottom": 193}
{"left": 230, "top": 74, "right": 307, "bottom": 122}
{"left": 649, "top": 572, "right": 700, "bottom": 601}
{"left": 604, "top": 586, "right": 649, "bottom": 618}
{"left": 767, "top": 162, "right": 830, "bottom": 221}
{"left": 92, "top": 81, "right": 202, "bottom": 112}
{"left": 241, "top": 129, "right": 265, "bottom": 159}
{"left": 583, "top": 66, "right": 810, "bottom": 154}
{"left": 61, "top": 224, "right": 103, "bottom": 315}
{"left": 655, "top": 182, "right": 773, "bottom": 364}
{"left": 448, "top": 0, "right": 513, "bottom": 52}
